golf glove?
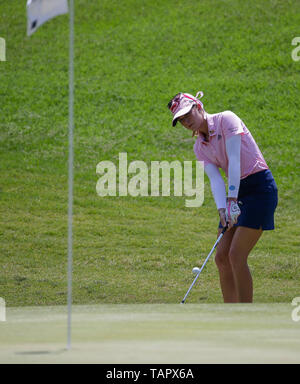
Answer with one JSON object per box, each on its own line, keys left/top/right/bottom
{"left": 225, "top": 200, "right": 241, "bottom": 225}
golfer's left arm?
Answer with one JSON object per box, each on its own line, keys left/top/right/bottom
{"left": 225, "top": 134, "right": 242, "bottom": 227}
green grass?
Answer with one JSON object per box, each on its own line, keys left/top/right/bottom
{"left": 0, "top": 0, "right": 300, "bottom": 306}
{"left": 0, "top": 304, "right": 300, "bottom": 363}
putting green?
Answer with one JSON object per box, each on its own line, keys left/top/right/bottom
{"left": 0, "top": 304, "right": 299, "bottom": 364}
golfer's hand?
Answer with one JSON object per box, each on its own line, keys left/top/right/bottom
{"left": 225, "top": 199, "right": 241, "bottom": 229}
{"left": 218, "top": 208, "right": 227, "bottom": 228}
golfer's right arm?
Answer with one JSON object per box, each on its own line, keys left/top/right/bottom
{"left": 204, "top": 163, "right": 227, "bottom": 227}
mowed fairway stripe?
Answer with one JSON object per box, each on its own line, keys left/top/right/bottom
{"left": 0, "top": 304, "right": 299, "bottom": 363}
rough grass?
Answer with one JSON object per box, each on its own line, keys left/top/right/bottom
{"left": 0, "top": 0, "right": 300, "bottom": 306}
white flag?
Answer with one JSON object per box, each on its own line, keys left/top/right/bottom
{"left": 27, "top": 0, "right": 69, "bottom": 36}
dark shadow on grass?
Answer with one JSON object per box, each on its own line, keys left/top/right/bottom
{"left": 15, "top": 349, "right": 66, "bottom": 356}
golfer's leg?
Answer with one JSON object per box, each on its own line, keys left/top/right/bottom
{"left": 229, "top": 226, "right": 263, "bottom": 303}
{"left": 215, "top": 227, "right": 238, "bottom": 303}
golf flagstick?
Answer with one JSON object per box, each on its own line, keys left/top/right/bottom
{"left": 67, "top": 0, "right": 74, "bottom": 350}
{"left": 181, "top": 225, "right": 228, "bottom": 304}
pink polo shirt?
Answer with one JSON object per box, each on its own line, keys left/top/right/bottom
{"left": 193, "top": 111, "right": 269, "bottom": 179}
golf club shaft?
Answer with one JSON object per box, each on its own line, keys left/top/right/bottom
{"left": 181, "top": 226, "right": 227, "bottom": 304}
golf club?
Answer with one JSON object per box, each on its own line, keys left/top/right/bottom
{"left": 181, "top": 225, "right": 228, "bottom": 304}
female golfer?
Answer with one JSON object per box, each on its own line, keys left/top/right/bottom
{"left": 168, "top": 92, "right": 278, "bottom": 303}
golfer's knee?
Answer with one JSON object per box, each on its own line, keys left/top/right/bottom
{"left": 215, "top": 250, "right": 231, "bottom": 270}
{"left": 228, "top": 249, "right": 246, "bottom": 270}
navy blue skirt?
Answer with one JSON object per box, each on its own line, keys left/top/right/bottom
{"left": 219, "top": 169, "right": 278, "bottom": 230}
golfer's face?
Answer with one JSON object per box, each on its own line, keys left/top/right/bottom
{"left": 178, "top": 106, "right": 203, "bottom": 133}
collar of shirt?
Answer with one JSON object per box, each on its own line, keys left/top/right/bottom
{"left": 199, "top": 113, "right": 216, "bottom": 144}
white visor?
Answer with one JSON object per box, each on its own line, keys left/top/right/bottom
{"left": 172, "top": 104, "right": 195, "bottom": 126}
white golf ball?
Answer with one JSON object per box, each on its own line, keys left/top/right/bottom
{"left": 192, "top": 267, "right": 200, "bottom": 274}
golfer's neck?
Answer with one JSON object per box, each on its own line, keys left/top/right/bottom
{"left": 199, "top": 119, "right": 209, "bottom": 138}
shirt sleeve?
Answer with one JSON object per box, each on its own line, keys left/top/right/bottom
{"left": 221, "top": 111, "right": 244, "bottom": 140}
